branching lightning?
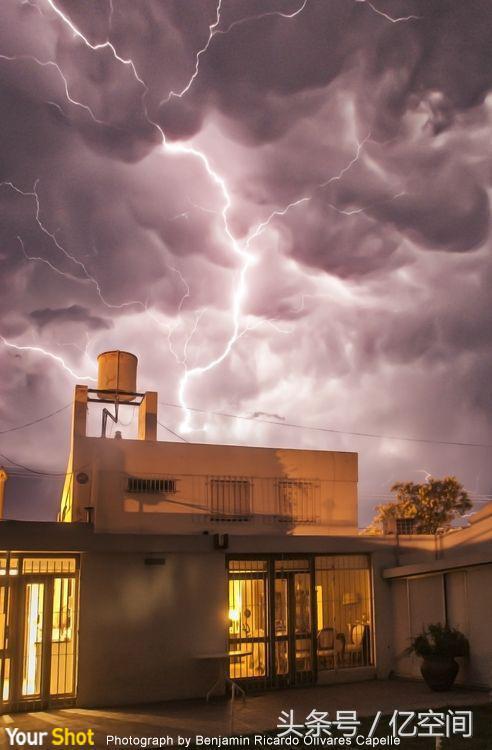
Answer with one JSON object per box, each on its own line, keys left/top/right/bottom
{"left": 160, "top": 0, "right": 223, "bottom": 105}
{"left": 0, "top": 336, "right": 96, "bottom": 381}
{"left": 44, "top": 0, "right": 147, "bottom": 87}
{"left": 325, "top": 190, "right": 406, "bottom": 218}
{"left": 244, "top": 135, "right": 370, "bottom": 250}
{"left": 356, "top": 0, "right": 422, "bottom": 23}
{"left": 7, "top": 0, "right": 380, "bottom": 436}
{"left": 160, "top": 0, "right": 309, "bottom": 105}
{"left": 0, "top": 52, "right": 106, "bottom": 124}
{"left": 1, "top": 180, "right": 144, "bottom": 311}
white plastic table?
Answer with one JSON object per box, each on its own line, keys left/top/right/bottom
{"left": 196, "top": 650, "right": 253, "bottom": 702}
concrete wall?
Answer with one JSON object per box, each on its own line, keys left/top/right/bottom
{"left": 388, "top": 564, "right": 492, "bottom": 689}
{"left": 77, "top": 550, "right": 227, "bottom": 706}
{"left": 75, "top": 537, "right": 396, "bottom": 706}
{"left": 66, "top": 437, "right": 358, "bottom": 536}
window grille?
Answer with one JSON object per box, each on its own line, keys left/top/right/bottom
{"left": 276, "top": 480, "right": 318, "bottom": 523}
{"left": 210, "top": 479, "right": 251, "bottom": 517}
{"left": 22, "top": 558, "right": 76, "bottom": 574}
{"left": 126, "top": 477, "right": 177, "bottom": 494}
{"left": 396, "top": 517, "right": 416, "bottom": 535}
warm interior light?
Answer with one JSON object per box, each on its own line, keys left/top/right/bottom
{"left": 229, "top": 608, "right": 240, "bottom": 622}
{"left": 22, "top": 583, "right": 43, "bottom": 696}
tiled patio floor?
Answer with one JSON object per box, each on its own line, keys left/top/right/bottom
{"left": 1, "top": 679, "right": 490, "bottom": 748}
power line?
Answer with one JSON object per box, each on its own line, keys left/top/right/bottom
{"left": 0, "top": 403, "right": 71, "bottom": 435}
{"left": 0, "top": 450, "right": 74, "bottom": 477}
{"left": 157, "top": 420, "right": 189, "bottom": 443}
{"left": 159, "top": 401, "right": 492, "bottom": 449}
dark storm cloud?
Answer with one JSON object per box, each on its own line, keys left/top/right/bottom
{"left": 29, "top": 304, "right": 112, "bottom": 330}
{"left": 1, "top": 0, "right": 492, "bottom": 522}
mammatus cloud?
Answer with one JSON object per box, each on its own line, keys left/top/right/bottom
{"left": 0, "top": 0, "right": 491, "bottom": 521}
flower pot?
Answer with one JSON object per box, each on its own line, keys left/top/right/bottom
{"left": 420, "top": 655, "right": 459, "bottom": 691}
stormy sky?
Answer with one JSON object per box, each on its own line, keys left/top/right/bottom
{"left": 1, "top": 0, "right": 491, "bottom": 524}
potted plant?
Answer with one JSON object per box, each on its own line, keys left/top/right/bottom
{"left": 405, "top": 623, "right": 469, "bottom": 691}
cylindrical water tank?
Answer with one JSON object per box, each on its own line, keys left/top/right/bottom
{"left": 97, "top": 351, "right": 138, "bottom": 402}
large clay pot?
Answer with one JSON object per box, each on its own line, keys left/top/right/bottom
{"left": 421, "top": 655, "right": 459, "bottom": 691}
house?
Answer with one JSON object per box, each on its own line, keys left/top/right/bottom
{"left": 0, "top": 351, "right": 491, "bottom": 713}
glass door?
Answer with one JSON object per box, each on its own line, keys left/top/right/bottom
{"left": 0, "top": 583, "right": 13, "bottom": 706}
{"left": 15, "top": 574, "right": 77, "bottom": 708}
{"left": 274, "top": 561, "right": 314, "bottom": 686}
{"left": 21, "top": 581, "right": 46, "bottom": 699}
{"left": 228, "top": 560, "right": 268, "bottom": 684}
{"left": 293, "top": 572, "right": 313, "bottom": 683}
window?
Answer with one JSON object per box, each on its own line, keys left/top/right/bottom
{"left": 210, "top": 479, "right": 251, "bottom": 518}
{"left": 315, "top": 555, "right": 373, "bottom": 670}
{"left": 126, "top": 477, "right": 176, "bottom": 494}
{"left": 396, "top": 518, "right": 416, "bottom": 535}
{"left": 22, "top": 558, "right": 76, "bottom": 575}
{"left": 276, "top": 481, "right": 319, "bottom": 523}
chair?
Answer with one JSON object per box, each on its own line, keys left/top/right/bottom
{"left": 317, "top": 627, "right": 345, "bottom": 670}
{"left": 345, "top": 623, "right": 370, "bottom": 665}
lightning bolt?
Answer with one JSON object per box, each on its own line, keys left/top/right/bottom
{"left": 0, "top": 53, "right": 106, "bottom": 124}
{"left": 160, "top": 0, "right": 223, "bottom": 105}
{"left": 160, "top": 0, "right": 308, "bottom": 105}
{"left": 0, "top": 335, "right": 96, "bottom": 381}
{"left": 145, "top": 268, "right": 192, "bottom": 368}
{"left": 16, "top": 234, "right": 80, "bottom": 282}
{"left": 244, "top": 135, "right": 370, "bottom": 249}
{"left": 44, "top": 0, "right": 147, "bottom": 87}
{"left": 11, "top": 0, "right": 367, "bottom": 438}
{"left": 1, "top": 180, "right": 144, "bottom": 311}
{"left": 325, "top": 190, "right": 406, "bottom": 217}
{"left": 356, "top": 0, "right": 422, "bottom": 23}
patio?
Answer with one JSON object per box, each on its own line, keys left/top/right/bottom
{"left": 1, "top": 679, "right": 490, "bottom": 747}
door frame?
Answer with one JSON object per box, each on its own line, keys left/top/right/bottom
{"left": 227, "top": 555, "right": 318, "bottom": 689}
{"left": 0, "top": 555, "right": 79, "bottom": 713}
{"left": 271, "top": 560, "right": 317, "bottom": 687}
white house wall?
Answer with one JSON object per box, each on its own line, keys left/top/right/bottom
{"left": 389, "top": 564, "right": 492, "bottom": 689}
{"left": 67, "top": 438, "right": 358, "bottom": 535}
{"left": 77, "top": 551, "right": 227, "bottom": 706}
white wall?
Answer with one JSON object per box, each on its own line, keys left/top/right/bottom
{"left": 389, "top": 564, "right": 492, "bottom": 688}
{"left": 77, "top": 550, "right": 227, "bottom": 706}
{"left": 67, "top": 437, "right": 358, "bottom": 536}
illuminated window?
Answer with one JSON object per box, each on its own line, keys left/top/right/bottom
{"left": 50, "top": 577, "right": 76, "bottom": 696}
{"left": 228, "top": 565, "right": 267, "bottom": 680}
{"left": 22, "top": 558, "right": 76, "bottom": 574}
{"left": 22, "top": 583, "right": 44, "bottom": 696}
{"left": 0, "top": 584, "right": 11, "bottom": 703}
{"left": 0, "top": 555, "right": 19, "bottom": 576}
{"left": 210, "top": 479, "right": 251, "bottom": 518}
{"left": 315, "top": 555, "right": 372, "bottom": 670}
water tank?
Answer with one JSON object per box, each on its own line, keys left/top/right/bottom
{"left": 97, "top": 351, "right": 138, "bottom": 402}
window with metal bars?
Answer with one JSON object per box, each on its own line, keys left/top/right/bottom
{"left": 396, "top": 517, "right": 416, "bottom": 535}
{"left": 126, "top": 477, "right": 177, "bottom": 494}
{"left": 210, "top": 478, "right": 251, "bottom": 518}
{"left": 276, "top": 480, "right": 318, "bottom": 523}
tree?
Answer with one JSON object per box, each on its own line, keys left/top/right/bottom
{"left": 367, "top": 476, "right": 472, "bottom": 535}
